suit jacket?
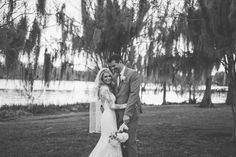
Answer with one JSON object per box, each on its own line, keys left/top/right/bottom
{"left": 115, "top": 67, "right": 141, "bottom": 126}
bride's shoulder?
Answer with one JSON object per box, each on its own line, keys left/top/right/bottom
{"left": 100, "top": 85, "right": 110, "bottom": 91}
{"left": 99, "top": 85, "right": 112, "bottom": 97}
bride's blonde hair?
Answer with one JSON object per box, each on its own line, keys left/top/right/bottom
{"left": 95, "top": 68, "right": 114, "bottom": 98}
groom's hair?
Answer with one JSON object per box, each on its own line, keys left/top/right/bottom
{"left": 108, "top": 54, "right": 123, "bottom": 63}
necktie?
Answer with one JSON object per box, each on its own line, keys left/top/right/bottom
{"left": 117, "top": 75, "right": 120, "bottom": 87}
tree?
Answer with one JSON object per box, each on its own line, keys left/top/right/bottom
{"left": 175, "top": 0, "right": 223, "bottom": 108}
{"left": 0, "top": 0, "right": 50, "bottom": 103}
{"left": 143, "top": 0, "right": 180, "bottom": 105}
{"left": 193, "top": 0, "right": 236, "bottom": 141}
{"left": 213, "top": 71, "right": 226, "bottom": 86}
{"left": 80, "top": 0, "right": 150, "bottom": 69}
{"left": 175, "top": 51, "right": 199, "bottom": 104}
{"left": 0, "top": 1, "right": 28, "bottom": 74}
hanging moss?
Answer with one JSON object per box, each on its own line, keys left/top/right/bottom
{"left": 60, "top": 61, "right": 67, "bottom": 79}
{"left": 56, "top": 3, "right": 65, "bottom": 25}
{"left": 229, "top": 1, "right": 236, "bottom": 27}
{"left": 23, "top": 16, "right": 42, "bottom": 93}
{"left": 24, "top": 63, "right": 34, "bottom": 92}
{"left": 80, "top": 0, "right": 149, "bottom": 64}
{"left": 14, "top": 16, "right": 28, "bottom": 49}
{"left": 24, "top": 19, "right": 41, "bottom": 56}
{"left": 36, "top": 0, "right": 47, "bottom": 15}
{"left": 0, "top": 12, "right": 28, "bottom": 76}
{"left": 6, "top": 0, "right": 17, "bottom": 23}
{"left": 5, "top": 49, "right": 18, "bottom": 73}
{"left": 69, "top": 19, "right": 74, "bottom": 34}
{"left": 43, "top": 51, "right": 51, "bottom": 85}
{"left": 72, "top": 36, "right": 83, "bottom": 52}
{"left": 33, "top": 45, "right": 40, "bottom": 77}
{"left": 5, "top": 16, "right": 28, "bottom": 73}
{"left": 135, "top": 0, "right": 150, "bottom": 35}
{"left": 146, "top": 41, "right": 154, "bottom": 77}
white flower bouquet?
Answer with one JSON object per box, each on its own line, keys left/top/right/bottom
{"left": 108, "top": 131, "right": 129, "bottom": 147}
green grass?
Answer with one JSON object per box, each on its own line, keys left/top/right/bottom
{"left": 0, "top": 104, "right": 235, "bottom": 157}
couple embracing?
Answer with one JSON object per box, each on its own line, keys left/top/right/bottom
{"left": 89, "top": 54, "right": 142, "bottom": 157}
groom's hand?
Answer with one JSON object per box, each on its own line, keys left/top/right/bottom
{"left": 118, "top": 123, "right": 128, "bottom": 132}
{"left": 123, "top": 115, "right": 130, "bottom": 124}
{"left": 100, "top": 105, "right": 104, "bottom": 113}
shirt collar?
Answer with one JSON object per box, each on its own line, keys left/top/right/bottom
{"left": 120, "top": 66, "right": 126, "bottom": 76}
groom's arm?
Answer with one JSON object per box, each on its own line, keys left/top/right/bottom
{"left": 124, "top": 71, "right": 140, "bottom": 121}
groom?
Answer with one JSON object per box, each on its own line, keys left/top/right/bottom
{"left": 108, "top": 54, "right": 141, "bottom": 157}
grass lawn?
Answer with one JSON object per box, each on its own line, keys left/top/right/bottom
{"left": 0, "top": 104, "right": 235, "bottom": 157}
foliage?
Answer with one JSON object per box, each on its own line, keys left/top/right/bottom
{"left": 55, "top": 3, "right": 82, "bottom": 77}
{"left": 36, "top": 0, "right": 47, "bottom": 15}
{"left": 212, "top": 71, "right": 226, "bottom": 86}
{"left": 24, "top": 19, "right": 41, "bottom": 56}
{"left": 0, "top": 0, "right": 46, "bottom": 89}
{"left": 81, "top": 0, "right": 150, "bottom": 67}
{"left": 189, "top": 0, "right": 236, "bottom": 140}
{"left": 144, "top": 0, "right": 184, "bottom": 78}
{"left": 1, "top": 24, "right": 27, "bottom": 72}
{"left": 43, "top": 51, "right": 51, "bottom": 85}
{"left": 172, "top": 0, "right": 226, "bottom": 106}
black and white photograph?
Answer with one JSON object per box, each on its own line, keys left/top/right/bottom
{"left": 0, "top": 0, "right": 236, "bottom": 156}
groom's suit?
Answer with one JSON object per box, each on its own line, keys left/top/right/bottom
{"left": 115, "top": 67, "right": 141, "bottom": 157}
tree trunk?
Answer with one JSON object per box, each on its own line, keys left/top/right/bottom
{"left": 199, "top": 76, "right": 214, "bottom": 108}
{"left": 231, "top": 83, "right": 236, "bottom": 142}
{"left": 227, "top": 56, "right": 236, "bottom": 142}
{"left": 227, "top": 77, "right": 236, "bottom": 142}
{"left": 162, "top": 81, "right": 167, "bottom": 105}
{"left": 226, "top": 54, "right": 236, "bottom": 142}
{"left": 192, "top": 85, "right": 196, "bottom": 104}
{"left": 188, "top": 84, "right": 192, "bottom": 104}
{"left": 226, "top": 84, "right": 232, "bottom": 105}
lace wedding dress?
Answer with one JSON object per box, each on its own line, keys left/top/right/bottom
{"left": 89, "top": 85, "right": 122, "bottom": 157}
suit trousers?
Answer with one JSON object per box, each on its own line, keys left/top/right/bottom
{"left": 116, "top": 109, "right": 138, "bottom": 157}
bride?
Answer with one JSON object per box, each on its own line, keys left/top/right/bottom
{"left": 89, "top": 68, "right": 127, "bottom": 157}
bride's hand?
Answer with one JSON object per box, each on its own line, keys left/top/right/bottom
{"left": 118, "top": 123, "right": 128, "bottom": 132}
{"left": 100, "top": 105, "right": 104, "bottom": 113}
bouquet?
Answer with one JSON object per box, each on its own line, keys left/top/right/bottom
{"left": 108, "top": 131, "right": 129, "bottom": 147}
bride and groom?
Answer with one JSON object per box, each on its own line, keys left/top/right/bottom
{"left": 89, "top": 54, "right": 141, "bottom": 157}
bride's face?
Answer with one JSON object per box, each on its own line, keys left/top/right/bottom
{"left": 102, "top": 72, "right": 112, "bottom": 85}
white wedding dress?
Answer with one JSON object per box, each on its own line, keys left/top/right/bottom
{"left": 89, "top": 85, "right": 122, "bottom": 157}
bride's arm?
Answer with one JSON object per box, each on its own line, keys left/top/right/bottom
{"left": 110, "top": 103, "right": 127, "bottom": 109}
{"left": 100, "top": 86, "right": 113, "bottom": 104}
{"left": 100, "top": 86, "right": 127, "bottom": 109}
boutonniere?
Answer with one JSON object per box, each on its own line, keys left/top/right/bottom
{"left": 120, "top": 75, "right": 126, "bottom": 81}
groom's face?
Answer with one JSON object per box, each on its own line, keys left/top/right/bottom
{"left": 109, "top": 60, "right": 120, "bottom": 74}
